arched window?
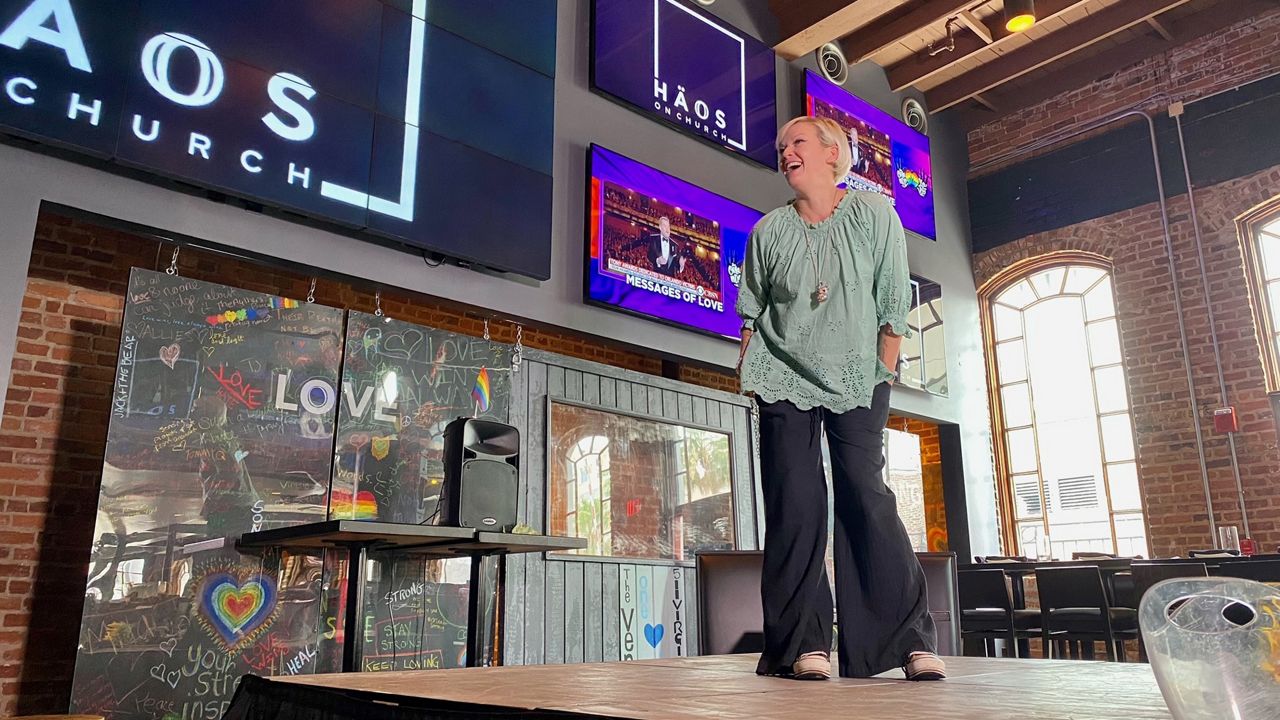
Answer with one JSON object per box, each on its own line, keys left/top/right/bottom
{"left": 565, "top": 434, "right": 612, "bottom": 555}
{"left": 1238, "top": 199, "right": 1280, "bottom": 390}
{"left": 981, "top": 255, "right": 1147, "bottom": 559}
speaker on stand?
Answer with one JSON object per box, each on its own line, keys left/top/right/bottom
{"left": 440, "top": 417, "right": 519, "bottom": 532}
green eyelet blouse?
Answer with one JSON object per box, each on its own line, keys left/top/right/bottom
{"left": 736, "top": 190, "right": 913, "bottom": 413}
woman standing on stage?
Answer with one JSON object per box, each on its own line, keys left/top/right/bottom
{"left": 735, "top": 115, "right": 945, "bottom": 682}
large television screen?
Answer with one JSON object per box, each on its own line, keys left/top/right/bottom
{"left": 0, "top": 0, "right": 557, "bottom": 279}
{"left": 804, "top": 70, "right": 936, "bottom": 240}
{"left": 585, "top": 145, "right": 762, "bottom": 340}
{"left": 591, "top": 0, "right": 777, "bottom": 169}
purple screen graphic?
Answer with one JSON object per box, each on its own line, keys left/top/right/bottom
{"left": 592, "top": 0, "right": 777, "bottom": 168}
{"left": 804, "top": 70, "right": 936, "bottom": 240}
{"left": 586, "top": 146, "right": 762, "bottom": 341}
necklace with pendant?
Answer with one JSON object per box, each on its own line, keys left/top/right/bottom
{"left": 800, "top": 192, "right": 842, "bottom": 304}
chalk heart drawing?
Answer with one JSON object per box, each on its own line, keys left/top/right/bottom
{"left": 149, "top": 663, "right": 180, "bottom": 689}
{"left": 196, "top": 571, "right": 278, "bottom": 653}
{"left": 644, "top": 623, "right": 664, "bottom": 649}
{"left": 159, "top": 343, "right": 181, "bottom": 369}
{"left": 157, "top": 637, "right": 177, "bottom": 657}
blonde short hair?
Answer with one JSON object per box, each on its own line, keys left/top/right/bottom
{"left": 775, "top": 116, "right": 852, "bottom": 184}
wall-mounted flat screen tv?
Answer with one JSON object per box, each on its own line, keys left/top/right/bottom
{"left": 804, "top": 70, "right": 936, "bottom": 240}
{"left": 591, "top": 0, "right": 778, "bottom": 169}
{"left": 585, "top": 145, "right": 762, "bottom": 341}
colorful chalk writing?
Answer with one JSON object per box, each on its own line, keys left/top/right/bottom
{"left": 72, "top": 269, "right": 346, "bottom": 720}
{"left": 333, "top": 311, "right": 512, "bottom": 524}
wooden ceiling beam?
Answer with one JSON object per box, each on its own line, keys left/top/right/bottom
{"left": 770, "top": 0, "right": 887, "bottom": 61}
{"left": 840, "top": 0, "right": 974, "bottom": 64}
{"left": 885, "top": 0, "right": 1091, "bottom": 92}
{"left": 1146, "top": 16, "right": 1175, "bottom": 41}
{"left": 958, "top": 10, "right": 994, "bottom": 44}
{"left": 926, "top": 0, "right": 1196, "bottom": 112}
{"left": 955, "top": 0, "right": 1272, "bottom": 130}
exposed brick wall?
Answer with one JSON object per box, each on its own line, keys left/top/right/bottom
{"left": 0, "top": 211, "right": 725, "bottom": 715}
{"left": 968, "top": 7, "right": 1280, "bottom": 173}
{"left": 893, "top": 417, "right": 948, "bottom": 551}
{"left": 973, "top": 165, "right": 1280, "bottom": 557}
{"left": 897, "top": 417, "right": 941, "bottom": 465}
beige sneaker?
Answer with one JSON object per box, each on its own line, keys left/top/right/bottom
{"left": 792, "top": 651, "right": 832, "bottom": 680}
{"left": 903, "top": 651, "right": 946, "bottom": 681}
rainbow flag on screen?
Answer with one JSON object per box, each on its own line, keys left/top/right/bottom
{"left": 472, "top": 367, "right": 492, "bottom": 414}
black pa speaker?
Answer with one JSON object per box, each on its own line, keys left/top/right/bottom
{"left": 441, "top": 417, "right": 519, "bottom": 532}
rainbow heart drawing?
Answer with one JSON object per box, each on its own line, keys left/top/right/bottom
{"left": 196, "top": 571, "right": 277, "bottom": 652}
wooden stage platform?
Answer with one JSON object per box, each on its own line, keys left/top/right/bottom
{"left": 227, "top": 654, "right": 1173, "bottom": 719}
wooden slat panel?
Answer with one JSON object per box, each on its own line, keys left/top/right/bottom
{"left": 600, "top": 376, "right": 617, "bottom": 409}
{"left": 705, "top": 399, "right": 721, "bottom": 429}
{"left": 615, "top": 380, "right": 632, "bottom": 412}
{"left": 504, "top": 360, "right": 530, "bottom": 663}
{"left": 646, "top": 386, "right": 662, "bottom": 416}
{"left": 618, "top": 564, "right": 638, "bottom": 661}
{"left": 545, "top": 561, "right": 566, "bottom": 664}
{"left": 685, "top": 565, "right": 700, "bottom": 657}
{"left": 676, "top": 393, "right": 693, "bottom": 424}
{"left": 730, "top": 405, "right": 759, "bottom": 551}
{"left": 690, "top": 396, "right": 706, "bottom": 427}
{"left": 582, "top": 372, "right": 600, "bottom": 406}
{"left": 522, "top": 361, "right": 549, "bottom": 665}
{"left": 602, "top": 563, "right": 620, "bottom": 662}
{"left": 563, "top": 561, "right": 584, "bottom": 665}
{"left": 564, "top": 368, "right": 583, "bottom": 401}
{"left": 661, "top": 389, "right": 678, "bottom": 420}
{"left": 547, "top": 364, "right": 566, "bottom": 399}
{"left": 583, "top": 563, "right": 604, "bottom": 663}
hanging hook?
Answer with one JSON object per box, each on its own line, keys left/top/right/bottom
{"left": 307, "top": 278, "right": 317, "bottom": 304}
{"left": 511, "top": 323, "right": 524, "bottom": 373}
{"left": 166, "top": 246, "right": 180, "bottom": 275}
{"left": 374, "top": 289, "right": 384, "bottom": 317}
{"left": 483, "top": 318, "right": 491, "bottom": 342}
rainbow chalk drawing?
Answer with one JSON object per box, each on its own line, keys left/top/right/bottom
{"left": 196, "top": 571, "right": 278, "bottom": 653}
{"left": 328, "top": 489, "right": 378, "bottom": 519}
{"left": 205, "top": 298, "right": 299, "bottom": 326}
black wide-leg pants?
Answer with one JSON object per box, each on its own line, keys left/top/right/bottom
{"left": 754, "top": 383, "right": 937, "bottom": 678}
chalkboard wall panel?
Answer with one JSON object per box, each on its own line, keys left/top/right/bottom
{"left": 72, "top": 273, "right": 754, "bottom": 703}
{"left": 71, "top": 269, "right": 348, "bottom": 719}
{"left": 332, "top": 311, "right": 512, "bottom": 524}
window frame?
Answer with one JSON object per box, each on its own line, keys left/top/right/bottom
{"left": 978, "top": 251, "right": 1146, "bottom": 557}
{"left": 544, "top": 396, "right": 738, "bottom": 567}
{"left": 1237, "top": 199, "right": 1280, "bottom": 392}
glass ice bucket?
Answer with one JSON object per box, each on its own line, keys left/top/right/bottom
{"left": 1141, "top": 577, "right": 1280, "bottom": 719}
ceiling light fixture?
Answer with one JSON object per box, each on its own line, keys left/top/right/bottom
{"left": 1004, "top": 0, "right": 1036, "bottom": 33}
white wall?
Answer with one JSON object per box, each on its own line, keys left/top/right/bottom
{"left": 0, "top": 0, "right": 998, "bottom": 554}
